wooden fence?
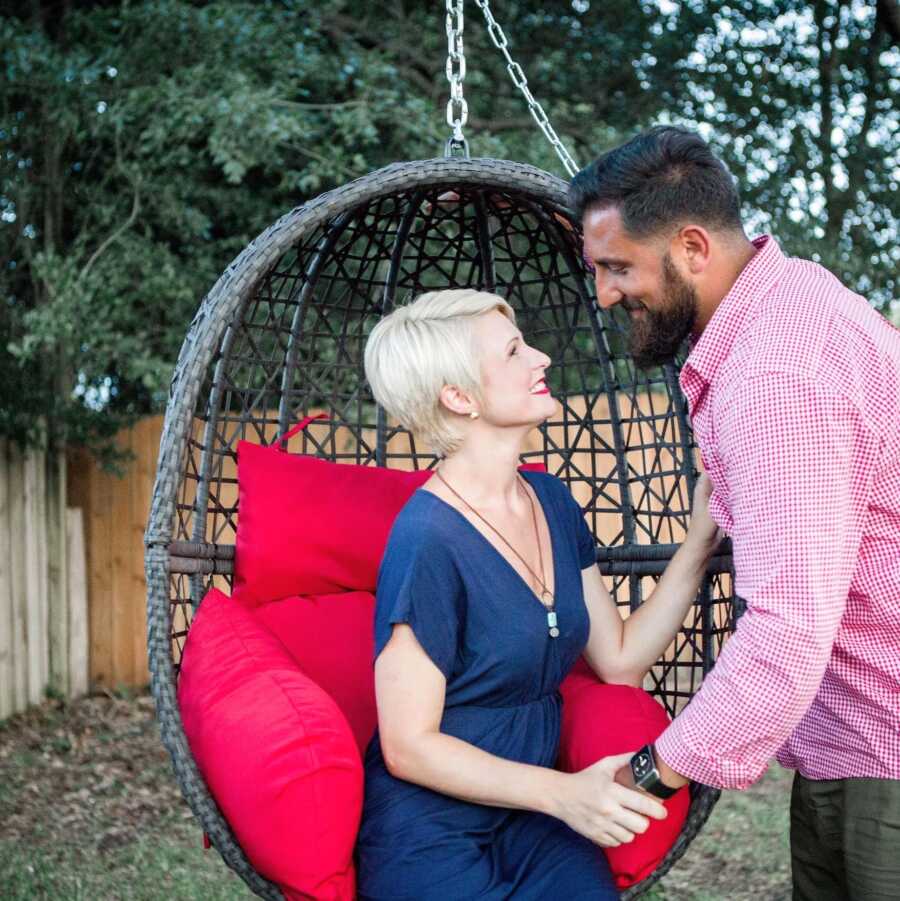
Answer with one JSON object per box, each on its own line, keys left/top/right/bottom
{"left": 0, "top": 441, "right": 88, "bottom": 721}
{"left": 1, "top": 399, "right": 710, "bottom": 708}
{"left": 67, "top": 416, "right": 162, "bottom": 691}
{"left": 64, "top": 396, "right": 700, "bottom": 692}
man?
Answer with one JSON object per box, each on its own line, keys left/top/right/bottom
{"left": 570, "top": 126, "right": 900, "bottom": 900}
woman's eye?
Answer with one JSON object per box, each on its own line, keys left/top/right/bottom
{"left": 509, "top": 345, "right": 518, "bottom": 357}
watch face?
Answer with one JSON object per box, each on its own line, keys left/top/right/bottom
{"left": 633, "top": 749, "right": 654, "bottom": 781}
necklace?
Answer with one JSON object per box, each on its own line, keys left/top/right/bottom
{"left": 434, "top": 469, "right": 560, "bottom": 639}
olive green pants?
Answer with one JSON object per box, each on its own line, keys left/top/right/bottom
{"left": 791, "top": 772, "right": 900, "bottom": 900}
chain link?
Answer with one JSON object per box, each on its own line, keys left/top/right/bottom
{"left": 445, "top": 0, "right": 469, "bottom": 154}
{"left": 473, "top": 0, "right": 580, "bottom": 177}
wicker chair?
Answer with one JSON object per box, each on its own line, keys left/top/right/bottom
{"left": 145, "top": 157, "right": 737, "bottom": 899}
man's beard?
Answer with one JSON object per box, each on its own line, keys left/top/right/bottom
{"left": 626, "top": 253, "right": 699, "bottom": 369}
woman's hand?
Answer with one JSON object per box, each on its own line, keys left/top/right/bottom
{"left": 684, "top": 472, "right": 723, "bottom": 556}
{"left": 550, "top": 753, "right": 668, "bottom": 847}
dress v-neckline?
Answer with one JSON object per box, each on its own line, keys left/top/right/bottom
{"left": 417, "top": 471, "right": 560, "bottom": 614}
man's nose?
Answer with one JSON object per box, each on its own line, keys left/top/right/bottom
{"left": 593, "top": 272, "right": 622, "bottom": 310}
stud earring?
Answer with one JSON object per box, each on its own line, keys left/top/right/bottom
{"left": 469, "top": 411, "right": 479, "bottom": 420}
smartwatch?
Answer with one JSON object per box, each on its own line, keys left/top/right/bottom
{"left": 629, "top": 743, "right": 678, "bottom": 799}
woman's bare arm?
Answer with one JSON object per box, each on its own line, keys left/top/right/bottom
{"left": 375, "top": 624, "right": 667, "bottom": 847}
{"left": 580, "top": 474, "right": 722, "bottom": 686}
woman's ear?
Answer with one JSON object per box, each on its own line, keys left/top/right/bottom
{"left": 439, "top": 384, "right": 477, "bottom": 418}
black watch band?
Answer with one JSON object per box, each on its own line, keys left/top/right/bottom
{"left": 629, "top": 743, "right": 678, "bottom": 799}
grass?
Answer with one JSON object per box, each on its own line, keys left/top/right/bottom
{"left": 0, "top": 829, "right": 251, "bottom": 901}
{"left": 0, "top": 692, "right": 792, "bottom": 900}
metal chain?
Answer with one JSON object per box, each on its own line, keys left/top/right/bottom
{"left": 445, "top": 0, "right": 470, "bottom": 156}
{"left": 473, "top": 0, "right": 580, "bottom": 177}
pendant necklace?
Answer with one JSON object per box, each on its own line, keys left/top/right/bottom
{"left": 434, "top": 469, "right": 560, "bottom": 638}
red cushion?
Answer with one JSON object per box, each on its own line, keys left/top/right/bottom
{"left": 558, "top": 659, "right": 690, "bottom": 890}
{"left": 178, "top": 588, "right": 361, "bottom": 901}
{"left": 252, "top": 591, "right": 378, "bottom": 755}
{"left": 234, "top": 441, "right": 546, "bottom": 606}
{"left": 234, "top": 442, "right": 432, "bottom": 604}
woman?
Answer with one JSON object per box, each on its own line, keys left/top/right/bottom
{"left": 358, "top": 289, "right": 721, "bottom": 900}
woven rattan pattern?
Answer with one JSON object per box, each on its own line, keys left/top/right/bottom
{"left": 145, "top": 157, "right": 737, "bottom": 899}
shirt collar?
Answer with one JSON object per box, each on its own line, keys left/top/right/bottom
{"left": 682, "top": 234, "right": 786, "bottom": 389}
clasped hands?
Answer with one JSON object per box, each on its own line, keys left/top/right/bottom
{"left": 550, "top": 753, "right": 667, "bottom": 848}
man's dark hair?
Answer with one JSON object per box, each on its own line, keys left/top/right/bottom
{"left": 569, "top": 126, "right": 745, "bottom": 237}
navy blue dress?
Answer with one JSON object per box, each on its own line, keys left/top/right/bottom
{"left": 357, "top": 470, "right": 618, "bottom": 900}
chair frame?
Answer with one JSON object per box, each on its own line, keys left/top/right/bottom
{"left": 145, "top": 157, "right": 737, "bottom": 899}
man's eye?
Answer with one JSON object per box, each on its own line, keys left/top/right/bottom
{"left": 610, "top": 266, "right": 628, "bottom": 275}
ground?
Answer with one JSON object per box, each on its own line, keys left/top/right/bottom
{"left": 0, "top": 691, "right": 792, "bottom": 900}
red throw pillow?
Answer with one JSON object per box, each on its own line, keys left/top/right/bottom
{"left": 557, "top": 659, "right": 690, "bottom": 890}
{"left": 178, "top": 588, "right": 361, "bottom": 901}
{"left": 234, "top": 438, "right": 546, "bottom": 606}
{"left": 235, "top": 441, "right": 432, "bottom": 604}
{"left": 253, "top": 591, "right": 378, "bottom": 755}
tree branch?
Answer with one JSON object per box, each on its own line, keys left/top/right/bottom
{"left": 876, "top": 0, "right": 900, "bottom": 42}
{"left": 272, "top": 98, "right": 368, "bottom": 111}
{"left": 813, "top": 0, "right": 848, "bottom": 237}
{"left": 79, "top": 135, "right": 141, "bottom": 286}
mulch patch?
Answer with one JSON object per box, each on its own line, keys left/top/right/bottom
{"left": 0, "top": 692, "right": 193, "bottom": 862}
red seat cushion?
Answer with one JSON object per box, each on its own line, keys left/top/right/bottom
{"left": 234, "top": 440, "right": 547, "bottom": 607}
{"left": 558, "top": 659, "right": 690, "bottom": 890}
{"left": 252, "top": 591, "right": 378, "bottom": 755}
{"left": 178, "top": 588, "right": 361, "bottom": 901}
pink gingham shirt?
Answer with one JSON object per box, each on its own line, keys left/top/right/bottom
{"left": 655, "top": 235, "right": 900, "bottom": 788}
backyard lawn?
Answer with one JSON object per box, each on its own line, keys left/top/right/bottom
{"left": 0, "top": 691, "right": 792, "bottom": 900}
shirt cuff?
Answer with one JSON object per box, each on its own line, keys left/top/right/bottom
{"left": 655, "top": 716, "right": 767, "bottom": 791}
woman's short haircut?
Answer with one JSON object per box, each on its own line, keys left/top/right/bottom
{"left": 364, "top": 289, "right": 515, "bottom": 457}
{"left": 569, "top": 125, "right": 744, "bottom": 238}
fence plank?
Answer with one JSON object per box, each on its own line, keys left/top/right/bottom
{"left": 35, "top": 445, "right": 50, "bottom": 696}
{"left": 88, "top": 454, "right": 114, "bottom": 687}
{"left": 47, "top": 451, "right": 69, "bottom": 697}
{"left": 23, "top": 450, "right": 46, "bottom": 705}
{"left": 67, "top": 508, "right": 89, "bottom": 698}
{"left": 0, "top": 440, "right": 13, "bottom": 720}
{"left": 8, "top": 444, "right": 27, "bottom": 711}
{"left": 109, "top": 428, "right": 136, "bottom": 687}
{"left": 132, "top": 418, "right": 157, "bottom": 685}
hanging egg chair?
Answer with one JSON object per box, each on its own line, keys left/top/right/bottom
{"left": 145, "top": 5, "right": 737, "bottom": 899}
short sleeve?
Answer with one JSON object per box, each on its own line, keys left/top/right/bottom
{"left": 543, "top": 474, "right": 597, "bottom": 569}
{"left": 373, "top": 524, "right": 464, "bottom": 679}
{"left": 549, "top": 476, "right": 597, "bottom": 569}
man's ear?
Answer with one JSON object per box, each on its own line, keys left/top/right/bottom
{"left": 673, "top": 225, "right": 712, "bottom": 275}
{"left": 439, "top": 384, "right": 476, "bottom": 417}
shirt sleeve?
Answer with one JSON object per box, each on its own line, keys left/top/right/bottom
{"left": 373, "top": 526, "right": 465, "bottom": 680}
{"left": 555, "top": 477, "right": 598, "bottom": 569}
{"left": 655, "top": 371, "right": 870, "bottom": 789}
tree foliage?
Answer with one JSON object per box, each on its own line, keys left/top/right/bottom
{"left": 2, "top": 0, "right": 897, "bottom": 455}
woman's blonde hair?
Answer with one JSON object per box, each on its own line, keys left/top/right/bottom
{"left": 364, "top": 289, "right": 516, "bottom": 457}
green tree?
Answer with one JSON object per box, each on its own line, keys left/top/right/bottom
{"left": 0, "top": 0, "right": 682, "bottom": 455}
{"left": 2, "top": 1, "right": 897, "bottom": 457}
{"left": 661, "top": 0, "right": 899, "bottom": 311}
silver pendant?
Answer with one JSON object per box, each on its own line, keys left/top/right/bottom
{"left": 547, "top": 610, "right": 559, "bottom": 638}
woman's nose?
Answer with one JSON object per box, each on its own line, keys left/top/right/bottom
{"left": 532, "top": 348, "right": 551, "bottom": 369}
